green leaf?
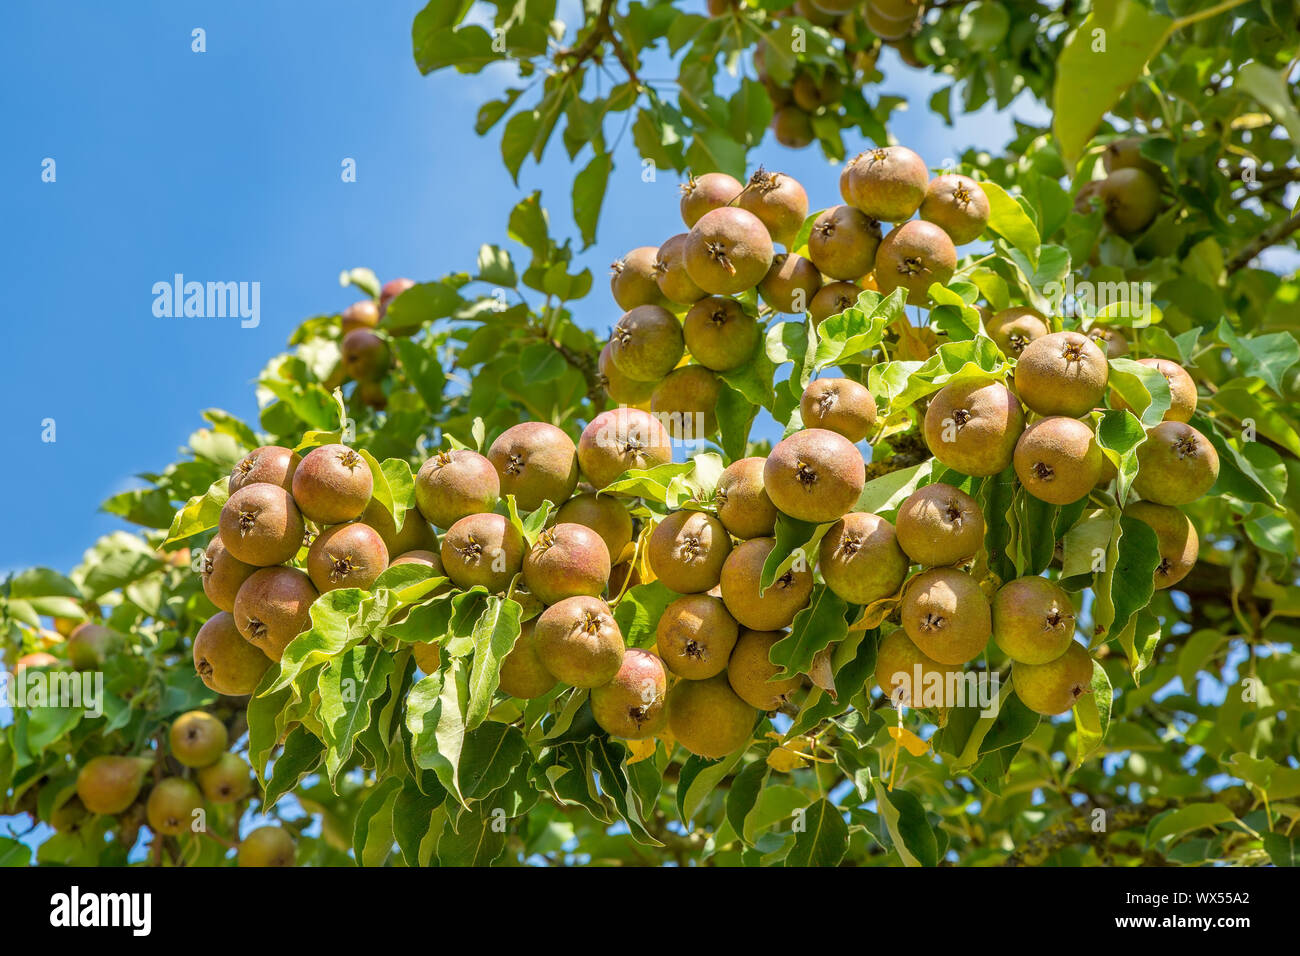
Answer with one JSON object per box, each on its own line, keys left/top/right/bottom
{"left": 1234, "top": 62, "right": 1300, "bottom": 148}
{"left": 1108, "top": 357, "right": 1173, "bottom": 427}
{"left": 352, "top": 775, "right": 401, "bottom": 867}
{"left": 476, "top": 245, "right": 517, "bottom": 287}
{"left": 438, "top": 804, "right": 508, "bottom": 866}
{"left": 573, "top": 151, "right": 613, "bottom": 249}
{"left": 318, "top": 643, "right": 395, "bottom": 782}
{"left": 980, "top": 181, "right": 1040, "bottom": 267}
{"left": 855, "top": 461, "right": 934, "bottom": 515}
{"left": 1145, "top": 803, "right": 1238, "bottom": 848}
{"left": 166, "top": 477, "right": 229, "bottom": 544}
{"left": 1052, "top": 0, "right": 1173, "bottom": 164}
{"left": 787, "top": 798, "right": 849, "bottom": 867}
{"left": 263, "top": 726, "right": 325, "bottom": 809}
{"left": 726, "top": 760, "right": 768, "bottom": 847}
{"left": 1071, "top": 657, "right": 1113, "bottom": 765}
{"left": 612, "top": 580, "right": 676, "bottom": 648}
{"left": 465, "top": 596, "right": 523, "bottom": 729}
{"left": 406, "top": 659, "right": 470, "bottom": 804}
{"left": 872, "top": 781, "right": 938, "bottom": 867}
{"left": 770, "top": 585, "right": 848, "bottom": 680}
{"left": 1215, "top": 319, "right": 1300, "bottom": 393}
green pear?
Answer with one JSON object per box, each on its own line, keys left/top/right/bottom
{"left": 76, "top": 756, "right": 153, "bottom": 815}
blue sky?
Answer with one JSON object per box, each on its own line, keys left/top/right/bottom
{"left": 2, "top": 0, "right": 1049, "bottom": 574}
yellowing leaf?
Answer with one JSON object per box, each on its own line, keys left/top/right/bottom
{"left": 625, "top": 738, "right": 658, "bottom": 765}
{"left": 766, "top": 745, "right": 810, "bottom": 773}
{"left": 887, "top": 726, "right": 931, "bottom": 757}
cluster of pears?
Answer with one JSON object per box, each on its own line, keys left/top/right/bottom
{"left": 327, "top": 276, "right": 417, "bottom": 410}
{"left": 199, "top": 441, "right": 402, "bottom": 693}
{"left": 923, "top": 331, "right": 1213, "bottom": 551}
{"left": 1075, "top": 137, "right": 1165, "bottom": 237}
{"left": 739, "top": 0, "right": 928, "bottom": 148}
{"left": 603, "top": 146, "right": 988, "bottom": 426}
{"left": 70, "top": 711, "right": 289, "bottom": 865}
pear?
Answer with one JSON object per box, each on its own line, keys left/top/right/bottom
{"left": 1012, "top": 642, "right": 1095, "bottom": 716}
{"left": 146, "top": 777, "right": 203, "bottom": 836}
{"left": 666, "top": 674, "right": 758, "bottom": 759}
{"left": 534, "top": 596, "right": 624, "bottom": 688}
{"left": 169, "top": 711, "right": 228, "bottom": 769}
{"left": 196, "top": 752, "right": 253, "bottom": 804}
{"left": 726, "top": 629, "right": 801, "bottom": 711}
{"left": 497, "top": 620, "right": 557, "bottom": 699}
{"left": 590, "top": 649, "right": 669, "bottom": 739}
{"left": 238, "top": 826, "right": 296, "bottom": 867}
{"left": 76, "top": 756, "right": 153, "bottom": 815}
{"left": 66, "top": 623, "right": 119, "bottom": 670}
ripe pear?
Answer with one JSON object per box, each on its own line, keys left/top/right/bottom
{"left": 656, "top": 594, "right": 740, "bottom": 679}
{"left": 719, "top": 537, "right": 814, "bottom": 631}
{"left": 196, "top": 752, "right": 253, "bottom": 804}
{"left": 555, "top": 492, "right": 634, "bottom": 564}
{"left": 14, "top": 651, "right": 60, "bottom": 671}
{"left": 234, "top": 566, "right": 319, "bottom": 661}
{"left": 1014, "top": 331, "right": 1109, "bottom": 418}
{"left": 992, "top": 576, "right": 1077, "bottom": 665}
{"left": 894, "top": 482, "right": 984, "bottom": 567}
{"left": 763, "top": 428, "right": 865, "bottom": 524}
{"left": 873, "top": 629, "right": 961, "bottom": 708}
{"left": 414, "top": 449, "right": 500, "bottom": 529}
{"left": 1086, "top": 325, "right": 1129, "bottom": 359}
{"left": 1124, "top": 501, "right": 1199, "bottom": 589}
{"left": 666, "top": 674, "right": 758, "bottom": 759}
{"left": 238, "top": 826, "right": 296, "bottom": 867}
{"left": 439, "top": 512, "right": 525, "bottom": 593}
{"left": 715, "top": 457, "right": 779, "bottom": 540}
{"left": 577, "top": 407, "right": 674, "bottom": 488}
{"left": 1013, "top": 417, "right": 1104, "bottom": 505}
{"left": 1133, "top": 421, "right": 1219, "bottom": 505}
{"left": 193, "top": 611, "right": 271, "bottom": 696}
{"left": 590, "top": 648, "right": 669, "bottom": 739}
{"left": 360, "top": 498, "right": 438, "bottom": 556}
{"left": 533, "top": 595, "right": 625, "bottom": 688}
{"left": 923, "top": 380, "right": 1024, "bottom": 477}
{"left": 900, "top": 567, "right": 991, "bottom": 665}
{"left": 800, "top": 378, "right": 878, "bottom": 443}
{"left": 522, "top": 522, "right": 611, "bottom": 605}
{"left": 817, "top": 512, "right": 910, "bottom": 605}
{"left": 726, "top": 629, "right": 801, "bottom": 711}
{"left": 76, "top": 756, "right": 153, "bottom": 815}
{"left": 498, "top": 619, "right": 557, "bottom": 699}
{"left": 146, "top": 777, "right": 204, "bottom": 836}
{"left": 985, "top": 306, "right": 1048, "bottom": 357}
{"left": 648, "top": 509, "right": 732, "bottom": 595}
{"left": 201, "top": 536, "right": 257, "bottom": 613}
{"left": 170, "top": 711, "right": 228, "bottom": 769}
{"left": 487, "top": 421, "right": 581, "bottom": 513}
{"left": 1012, "top": 642, "right": 1094, "bottom": 716}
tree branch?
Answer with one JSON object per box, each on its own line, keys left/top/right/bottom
{"left": 555, "top": 0, "right": 640, "bottom": 85}
{"left": 1226, "top": 211, "right": 1300, "bottom": 273}
{"left": 1002, "top": 788, "right": 1255, "bottom": 866}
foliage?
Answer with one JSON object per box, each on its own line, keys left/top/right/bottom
{"left": 2, "top": 0, "right": 1299, "bottom": 867}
